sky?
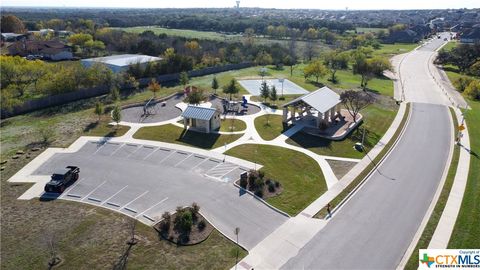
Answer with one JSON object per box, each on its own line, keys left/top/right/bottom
{"left": 1, "top": 0, "right": 479, "bottom": 9}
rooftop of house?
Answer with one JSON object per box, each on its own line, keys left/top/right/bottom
{"left": 81, "top": 54, "right": 163, "bottom": 67}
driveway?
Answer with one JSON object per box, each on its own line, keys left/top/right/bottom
{"left": 34, "top": 141, "right": 288, "bottom": 250}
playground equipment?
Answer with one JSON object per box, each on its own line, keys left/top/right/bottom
{"left": 143, "top": 97, "right": 157, "bottom": 116}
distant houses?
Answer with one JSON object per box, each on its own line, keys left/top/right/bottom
{"left": 459, "top": 25, "right": 480, "bottom": 44}
{"left": 80, "top": 54, "right": 162, "bottom": 73}
{"left": 383, "top": 29, "right": 421, "bottom": 44}
{"left": 7, "top": 40, "right": 74, "bottom": 61}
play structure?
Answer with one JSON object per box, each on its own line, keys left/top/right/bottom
{"left": 222, "top": 96, "right": 249, "bottom": 114}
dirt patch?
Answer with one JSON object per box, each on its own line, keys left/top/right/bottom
{"left": 154, "top": 207, "right": 214, "bottom": 246}
{"left": 326, "top": 159, "right": 358, "bottom": 180}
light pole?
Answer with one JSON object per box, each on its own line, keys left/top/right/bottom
{"left": 279, "top": 78, "right": 285, "bottom": 99}
{"left": 234, "top": 227, "right": 240, "bottom": 269}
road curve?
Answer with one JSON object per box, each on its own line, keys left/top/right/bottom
{"left": 282, "top": 35, "right": 454, "bottom": 269}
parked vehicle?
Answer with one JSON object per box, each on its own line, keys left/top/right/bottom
{"left": 44, "top": 166, "right": 80, "bottom": 193}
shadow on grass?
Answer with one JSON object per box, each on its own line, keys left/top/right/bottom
{"left": 83, "top": 122, "right": 99, "bottom": 132}
{"left": 177, "top": 129, "right": 221, "bottom": 149}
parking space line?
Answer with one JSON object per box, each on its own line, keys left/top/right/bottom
{"left": 58, "top": 177, "right": 86, "bottom": 199}
{"left": 157, "top": 150, "right": 176, "bottom": 164}
{"left": 88, "top": 197, "right": 102, "bottom": 203}
{"left": 174, "top": 154, "right": 192, "bottom": 167}
{"left": 204, "top": 160, "right": 224, "bottom": 173}
{"left": 92, "top": 143, "right": 107, "bottom": 155}
{"left": 124, "top": 207, "right": 137, "bottom": 214}
{"left": 100, "top": 185, "right": 128, "bottom": 206}
{"left": 107, "top": 202, "right": 120, "bottom": 207}
{"left": 190, "top": 157, "right": 209, "bottom": 169}
{"left": 135, "top": 197, "right": 168, "bottom": 218}
{"left": 142, "top": 147, "right": 159, "bottom": 160}
{"left": 121, "top": 191, "right": 149, "bottom": 210}
{"left": 126, "top": 145, "right": 142, "bottom": 158}
{"left": 218, "top": 166, "right": 240, "bottom": 178}
{"left": 109, "top": 143, "right": 125, "bottom": 156}
{"left": 81, "top": 180, "right": 107, "bottom": 201}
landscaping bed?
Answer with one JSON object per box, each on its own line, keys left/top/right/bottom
{"left": 154, "top": 205, "right": 214, "bottom": 246}
{"left": 236, "top": 170, "right": 283, "bottom": 199}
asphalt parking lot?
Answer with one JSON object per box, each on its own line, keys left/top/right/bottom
{"left": 33, "top": 141, "right": 288, "bottom": 249}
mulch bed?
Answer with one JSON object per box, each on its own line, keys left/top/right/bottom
{"left": 235, "top": 179, "right": 283, "bottom": 200}
{"left": 154, "top": 209, "right": 214, "bottom": 245}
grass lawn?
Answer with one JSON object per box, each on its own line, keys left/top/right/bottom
{"left": 314, "top": 102, "right": 411, "bottom": 218}
{"left": 372, "top": 43, "right": 418, "bottom": 57}
{"left": 287, "top": 103, "right": 398, "bottom": 159}
{"left": 133, "top": 124, "right": 242, "bottom": 149}
{"left": 448, "top": 100, "right": 480, "bottom": 248}
{"left": 441, "top": 41, "right": 458, "bottom": 52}
{"left": 405, "top": 108, "right": 460, "bottom": 269}
{"left": 114, "top": 26, "right": 238, "bottom": 41}
{"left": 355, "top": 27, "right": 388, "bottom": 33}
{"left": 82, "top": 121, "right": 130, "bottom": 137}
{"left": 220, "top": 119, "right": 246, "bottom": 132}
{"left": 226, "top": 144, "right": 327, "bottom": 216}
{"left": 254, "top": 115, "right": 286, "bottom": 141}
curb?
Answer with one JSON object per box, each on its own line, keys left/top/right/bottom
{"left": 232, "top": 182, "right": 291, "bottom": 218}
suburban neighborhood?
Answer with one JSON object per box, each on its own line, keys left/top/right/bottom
{"left": 0, "top": 2, "right": 479, "bottom": 270}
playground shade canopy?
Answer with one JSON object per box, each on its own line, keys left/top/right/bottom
{"left": 181, "top": 106, "right": 218, "bottom": 121}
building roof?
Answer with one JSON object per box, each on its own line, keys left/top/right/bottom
{"left": 81, "top": 54, "right": 162, "bottom": 67}
{"left": 283, "top": 86, "right": 340, "bottom": 113}
{"left": 1, "top": 33, "right": 26, "bottom": 38}
{"left": 461, "top": 27, "right": 480, "bottom": 40}
{"left": 181, "top": 106, "right": 218, "bottom": 121}
{"left": 7, "top": 40, "right": 71, "bottom": 56}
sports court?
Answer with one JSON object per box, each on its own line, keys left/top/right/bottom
{"left": 238, "top": 79, "right": 309, "bottom": 96}
{"left": 33, "top": 141, "right": 287, "bottom": 249}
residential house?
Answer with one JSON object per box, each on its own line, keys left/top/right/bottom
{"left": 7, "top": 40, "right": 73, "bottom": 60}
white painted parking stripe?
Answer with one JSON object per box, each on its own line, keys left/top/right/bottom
{"left": 88, "top": 197, "right": 102, "bottom": 203}
{"left": 59, "top": 177, "right": 86, "bottom": 199}
{"left": 156, "top": 150, "right": 176, "bottom": 164}
{"left": 126, "top": 145, "right": 142, "bottom": 158}
{"left": 81, "top": 180, "right": 107, "bottom": 201}
{"left": 101, "top": 185, "right": 128, "bottom": 206}
{"left": 135, "top": 197, "right": 168, "bottom": 218}
{"left": 92, "top": 143, "right": 107, "bottom": 155}
{"left": 217, "top": 166, "right": 240, "bottom": 178}
{"left": 109, "top": 143, "right": 125, "bottom": 156}
{"left": 205, "top": 160, "right": 227, "bottom": 174}
{"left": 121, "top": 191, "right": 149, "bottom": 210}
{"left": 174, "top": 154, "right": 192, "bottom": 167}
{"left": 190, "top": 157, "right": 208, "bottom": 169}
{"left": 142, "top": 147, "right": 159, "bottom": 160}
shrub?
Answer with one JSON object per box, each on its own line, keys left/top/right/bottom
{"left": 197, "top": 220, "right": 206, "bottom": 231}
{"left": 465, "top": 80, "right": 480, "bottom": 100}
{"left": 254, "top": 178, "right": 264, "bottom": 189}
{"left": 265, "top": 179, "right": 272, "bottom": 185}
{"left": 258, "top": 170, "right": 265, "bottom": 179}
{"left": 248, "top": 170, "right": 258, "bottom": 190}
{"left": 239, "top": 177, "right": 248, "bottom": 189}
{"left": 268, "top": 182, "right": 276, "bottom": 193}
{"left": 254, "top": 189, "right": 264, "bottom": 198}
{"left": 174, "top": 210, "right": 193, "bottom": 233}
{"left": 453, "top": 76, "right": 473, "bottom": 92}
{"left": 275, "top": 181, "right": 280, "bottom": 188}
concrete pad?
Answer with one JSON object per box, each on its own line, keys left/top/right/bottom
{"left": 238, "top": 79, "right": 309, "bottom": 96}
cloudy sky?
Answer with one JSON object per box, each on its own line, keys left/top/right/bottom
{"left": 1, "top": 0, "right": 478, "bottom": 9}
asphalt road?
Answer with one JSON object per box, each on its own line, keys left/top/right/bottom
{"left": 282, "top": 35, "right": 454, "bottom": 269}
{"left": 34, "top": 141, "right": 288, "bottom": 250}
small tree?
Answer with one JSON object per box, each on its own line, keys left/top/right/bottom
{"left": 179, "top": 71, "right": 189, "bottom": 88}
{"left": 465, "top": 80, "right": 480, "bottom": 100}
{"left": 110, "top": 86, "right": 120, "bottom": 103}
{"left": 340, "top": 90, "right": 375, "bottom": 123}
{"left": 191, "top": 202, "right": 200, "bottom": 218}
{"left": 211, "top": 76, "right": 219, "bottom": 95}
{"left": 186, "top": 88, "right": 204, "bottom": 105}
{"left": 270, "top": 85, "right": 278, "bottom": 104}
{"left": 260, "top": 81, "right": 270, "bottom": 102}
{"left": 147, "top": 79, "right": 161, "bottom": 98}
{"left": 94, "top": 101, "right": 104, "bottom": 122}
{"left": 174, "top": 210, "right": 193, "bottom": 233}
{"left": 223, "top": 79, "right": 240, "bottom": 100}
{"left": 283, "top": 55, "right": 296, "bottom": 76}
{"left": 111, "top": 105, "right": 122, "bottom": 128}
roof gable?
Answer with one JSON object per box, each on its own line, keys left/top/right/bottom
{"left": 283, "top": 86, "right": 340, "bottom": 113}
{"left": 181, "top": 106, "right": 218, "bottom": 121}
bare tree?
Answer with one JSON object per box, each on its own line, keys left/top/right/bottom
{"left": 340, "top": 90, "right": 375, "bottom": 123}
{"left": 42, "top": 231, "right": 61, "bottom": 269}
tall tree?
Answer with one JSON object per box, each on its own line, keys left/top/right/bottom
{"left": 211, "top": 76, "right": 219, "bottom": 95}
{"left": 223, "top": 79, "right": 239, "bottom": 100}
{"left": 340, "top": 90, "right": 375, "bottom": 123}
{"left": 179, "top": 71, "right": 189, "bottom": 88}
{"left": 324, "top": 51, "right": 350, "bottom": 83}
{"left": 111, "top": 105, "right": 122, "bottom": 128}
{"left": 1, "top": 15, "right": 26, "bottom": 33}
{"left": 94, "top": 101, "right": 104, "bottom": 122}
{"left": 270, "top": 85, "right": 278, "bottom": 103}
{"left": 283, "top": 55, "right": 296, "bottom": 76}
{"left": 255, "top": 51, "right": 273, "bottom": 67}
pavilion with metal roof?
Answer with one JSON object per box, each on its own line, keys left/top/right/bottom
{"left": 282, "top": 86, "right": 342, "bottom": 128}
{"left": 181, "top": 105, "right": 221, "bottom": 133}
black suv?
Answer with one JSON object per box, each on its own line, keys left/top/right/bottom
{"left": 44, "top": 166, "right": 80, "bottom": 193}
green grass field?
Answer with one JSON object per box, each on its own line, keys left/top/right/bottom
{"left": 405, "top": 108, "right": 460, "bottom": 269}
{"left": 373, "top": 43, "right": 418, "bottom": 57}
{"left": 132, "top": 124, "right": 242, "bottom": 149}
{"left": 226, "top": 144, "right": 327, "bottom": 215}
{"left": 113, "top": 26, "right": 238, "bottom": 41}
{"left": 356, "top": 27, "right": 388, "bottom": 33}
{"left": 438, "top": 65, "right": 480, "bottom": 248}
{"left": 254, "top": 115, "right": 286, "bottom": 141}
{"left": 287, "top": 103, "right": 398, "bottom": 159}
{"left": 441, "top": 41, "right": 458, "bottom": 52}
{"left": 220, "top": 119, "right": 246, "bottom": 132}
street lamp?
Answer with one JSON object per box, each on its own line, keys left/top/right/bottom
{"left": 234, "top": 227, "right": 240, "bottom": 269}
{"left": 278, "top": 77, "right": 285, "bottom": 99}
